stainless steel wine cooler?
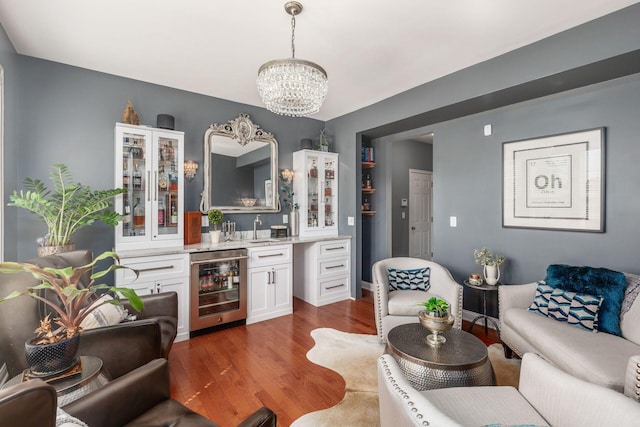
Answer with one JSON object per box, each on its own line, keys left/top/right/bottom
{"left": 189, "top": 249, "right": 248, "bottom": 332}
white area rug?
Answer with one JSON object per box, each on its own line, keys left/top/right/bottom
{"left": 290, "top": 328, "right": 385, "bottom": 427}
{"left": 290, "top": 329, "right": 522, "bottom": 426}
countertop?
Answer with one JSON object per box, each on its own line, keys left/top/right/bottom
{"left": 115, "top": 234, "right": 351, "bottom": 258}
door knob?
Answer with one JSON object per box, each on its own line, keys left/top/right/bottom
{"left": 411, "top": 226, "right": 416, "bottom": 230}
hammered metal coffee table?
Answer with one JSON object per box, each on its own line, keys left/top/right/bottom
{"left": 385, "top": 323, "right": 495, "bottom": 391}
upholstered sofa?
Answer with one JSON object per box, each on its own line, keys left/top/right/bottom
{"left": 499, "top": 266, "right": 640, "bottom": 393}
{"left": 378, "top": 352, "right": 640, "bottom": 427}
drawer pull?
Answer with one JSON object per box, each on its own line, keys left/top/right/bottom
{"left": 138, "top": 265, "right": 174, "bottom": 273}
{"left": 326, "top": 283, "right": 345, "bottom": 290}
{"left": 258, "top": 253, "right": 285, "bottom": 258}
{"left": 325, "top": 264, "right": 345, "bottom": 270}
{"left": 325, "top": 246, "right": 345, "bottom": 251}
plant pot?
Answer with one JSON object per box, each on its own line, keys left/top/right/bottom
{"left": 209, "top": 230, "right": 222, "bottom": 243}
{"left": 37, "top": 243, "right": 76, "bottom": 257}
{"left": 24, "top": 334, "right": 80, "bottom": 378}
{"left": 418, "top": 310, "right": 454, "bottom": 346}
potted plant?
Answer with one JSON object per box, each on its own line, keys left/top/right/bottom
{"left": 208, "top": 209, "right": 223, "bottom": 243}
{"left": 417, "top": 297, "right": 454, "bottom": 345}
{"left": 473, "top": 247, "right": 506, "bottom": 285}
{"left": 0, "top": 251, "right": 143, "bottom": 377}
{"left": 8, "top": 164, "right": 125, "bottom": 256}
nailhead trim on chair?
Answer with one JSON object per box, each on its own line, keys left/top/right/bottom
{"left": 380, "top": 356, "right": 430, "bottom": 426}
{"left": 375, "top": 279, "right": 385, "bottom": 342}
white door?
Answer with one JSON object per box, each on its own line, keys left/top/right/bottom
{"left": 409, "top": 170, "right": 433, "bottom": 260}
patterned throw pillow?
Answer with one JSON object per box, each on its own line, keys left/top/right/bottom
{"left": 529, "top": 284, "right": 602, "bottom": 332}
{"left": 528, "top": 282, "right": 553, "bottom": 316}
{"left": 387, "top": 267, "right": 431, "bottom": 292}
{"left": 80, "top": 294, "right": 128, "bottom": 330}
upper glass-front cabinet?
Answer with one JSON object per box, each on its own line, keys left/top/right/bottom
{"left": 293, "top": 150, "right": 339, "bottom": 237}
{"left": 115, "top": 123, "right": 184, "bottom": 250}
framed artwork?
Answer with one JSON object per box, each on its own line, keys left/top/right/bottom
{"left": 502, "top": 128, "right": 605, "bottom": 232}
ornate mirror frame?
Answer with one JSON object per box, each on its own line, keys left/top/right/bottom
{"left": 201, "top": 113, "right": 279, "bottom": 213}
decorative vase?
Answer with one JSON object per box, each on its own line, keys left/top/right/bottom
{"left": 209, "top": 230, "right": 222, "bottom": 243}
{"left": 24, "top": 334, "right": 80, "bottom": 378}
{"left": 418, "top": 310, "right": 454, "bottom": 346}
{"left": 37, "top": 243, "right": 76, "bottom": 257}
{"left": 289, "top": 210, "right": 299, "bottom": 237}
{"left": 484, "top": 264, "right": 500, "bottom": 285}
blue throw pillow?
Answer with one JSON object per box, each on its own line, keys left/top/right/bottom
{"left": 387, "top": 267, "right": 431, "bottom": 292}
{"left": 545, "top": 264, "right": 627, "bottom": 336}
{"left": 528, "top": 282, "right": 553, "bottom": 316}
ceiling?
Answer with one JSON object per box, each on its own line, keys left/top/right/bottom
{"left": 0, "top": 0, "right": 637, "bottom": 121}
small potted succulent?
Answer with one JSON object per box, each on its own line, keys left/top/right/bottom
{"left": 0, "top": 251, "right": 143, "bottom": 377}
{"left": 208, "top": 209, "right": 224, "bottom": 243}
{"left": 417, "top": 297, "right": 454, "bottom": 345}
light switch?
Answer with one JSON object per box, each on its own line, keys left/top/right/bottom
{"left": 202, "top": 215, "right": 209, "bottom": 227}
{"left": 347, "top": 216, "right": 355, "bottom": 226}
{"left": 283, "top": 214, "right": 288, "bottom": 224}
{"left": 402, "top": 212, "right": 406, "bottom": 219}
{"left": 450, "top": 216, "right": 457, "bottom": 227}
{"left": 483, "top": 124, "right": 492, "bottom": 136}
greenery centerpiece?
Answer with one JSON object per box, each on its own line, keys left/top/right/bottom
{"left": 417, "top": 297, "right": 454, "bottom": 346}
{"left": 8, "top": 164, "right": 124, "bottom": 256}
{"left": 0, "top": 251, "right": 143, "bottom": 376}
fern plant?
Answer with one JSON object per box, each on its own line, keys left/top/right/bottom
{"left": 8, "top": 164, "right": 125, "bottom": 246}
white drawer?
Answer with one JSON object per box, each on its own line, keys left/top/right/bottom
{"left": 319, "top": 257, "right": 350, "bottom": 278}
{"left": 319, "top": 275, "right": 350, "bottom": 297}
{"left": 248, "top": 244, "right": 292, "bottom": 268}
{"left": 118, "top": 253, "right": 188, "bottom": 283}
{"left": 318, "top": 239, "right": 350, "bottom": 258}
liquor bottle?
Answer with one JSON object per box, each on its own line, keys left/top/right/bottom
{"left": 227, "top": 271, "right": 233, "bottom": 289}
{"left": 133, "top": 197, "right": 145, "bottom": 228}
{"left": 158, "top": 198, "right": 165, "bottom": 226}
{"left": 123, "top": 196, "right": 131, "bottom": 228}
{"left": 133, "top": 162, "right": 142, "bottom": 190}
{"left": 309, "top": 160, "right": 318, "bottom": 178}
{"left": 158, "top": 166, "right": 168, "bottom": 191}
{"left": 169, "top": 166, "right": 179, "bottom": 191}
{"left": 365, "top": 174, "right": 372, "bottom": 189}
{"left": 170, "top": 201, "right": 178, "bottom": 225}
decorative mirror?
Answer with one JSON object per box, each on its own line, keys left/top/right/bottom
{"left": 201, "top": 114, "right": 279, "bottom": 213}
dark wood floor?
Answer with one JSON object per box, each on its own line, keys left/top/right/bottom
{"left": 168, "top": 291, "right": 500, "bottom": 427}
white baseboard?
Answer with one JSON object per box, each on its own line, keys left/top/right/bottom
{"left": 361, "top": 280, "right": 373, "bottom": 292}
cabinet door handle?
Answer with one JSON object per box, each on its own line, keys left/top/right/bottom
{"left": 325, "top": 264, "right": 345, "bottom": 270}
{"left": 258, "top": 253, "right": 285, "bottom": 258}
{"left": 325, "top": 246, "right": 345, "bottom": 251}
{"left": 154, "top": 171, "right": 159, "bottom": 201}
{"left": 267, "top": 271, "right": 273, "bottom": 284}
{"left": 272, "top": 269, "right": 276, "bottom": 284}
{"left": 326, "top": 283, "right": 345, "bottom": 290}
{"left": 138, "top": 265, "right": 174, "bottom": 273}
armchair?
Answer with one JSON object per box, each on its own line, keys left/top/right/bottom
{"left": 0, "top": 250, "right": 176, "bottom": 380}
{"left": 0, "top": 359, "right": 277, "bottom": 427}
{"left": 372, "top": 258, "right": 463, "bottom": 342}
{"left": 378, "top": 352, "right": 640, "bottom": 426}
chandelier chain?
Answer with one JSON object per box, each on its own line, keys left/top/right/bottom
{"left": 290, "top": 11, "right": 296, "bottom": 59}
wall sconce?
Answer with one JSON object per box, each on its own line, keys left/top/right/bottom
{"left": 281, "top": 168, "right": 294, "bottom": 184}
{"left": 184, "top": 161, "right": 198, "bottom": 180}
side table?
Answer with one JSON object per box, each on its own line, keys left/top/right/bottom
{"left": 2, "top": 356, "right": 109, "bottom": 406}
{"left": 464, "top": 280, "right": 501, "bottom": 336}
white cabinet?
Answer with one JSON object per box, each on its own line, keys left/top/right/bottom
{"left": 115, "top": 252, "right": 189, "bottom": 342}
{"left": 293, "top": 150, "right": 339, "bottom": 237}
{"left": 293, "top": 238, "right": 351, "bottom": 307}
{"left": 246, "top": 245, "right": 293, "bottom": 324}
{"left": 115, "top": 123, "right": 184, "bottom": 251}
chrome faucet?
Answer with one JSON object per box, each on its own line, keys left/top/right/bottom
{"left": 253, "top": 214, "right": 262, "bottom": 240}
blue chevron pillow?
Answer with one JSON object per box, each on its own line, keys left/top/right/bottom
{"left": 528, "top": 282, "right": 553, "bottom": 316}
{"left": 530, "top": 284, "right": 602, "bottom": 332}
{"left": 387, "top": 267, "right": 431, "bottom": 292}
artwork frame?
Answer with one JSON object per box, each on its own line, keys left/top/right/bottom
{"left": 502, "top": 128, "right": 605, "bottom": 232}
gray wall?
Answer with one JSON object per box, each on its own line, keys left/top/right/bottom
{"left": 390, "top": 140, "right": 432, "bottom": 257}
{"left": 12, "top": 56, "right": 324, "bottom": 261}
{"left": 0, "top": 22, "right": 19, "bottom": 262}
{"left": 326, "top": 3, "right": 640, "bottom": 305}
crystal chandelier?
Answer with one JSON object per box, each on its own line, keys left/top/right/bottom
{"left": 257, "top": 2, "right": 328, "bottom": 117}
